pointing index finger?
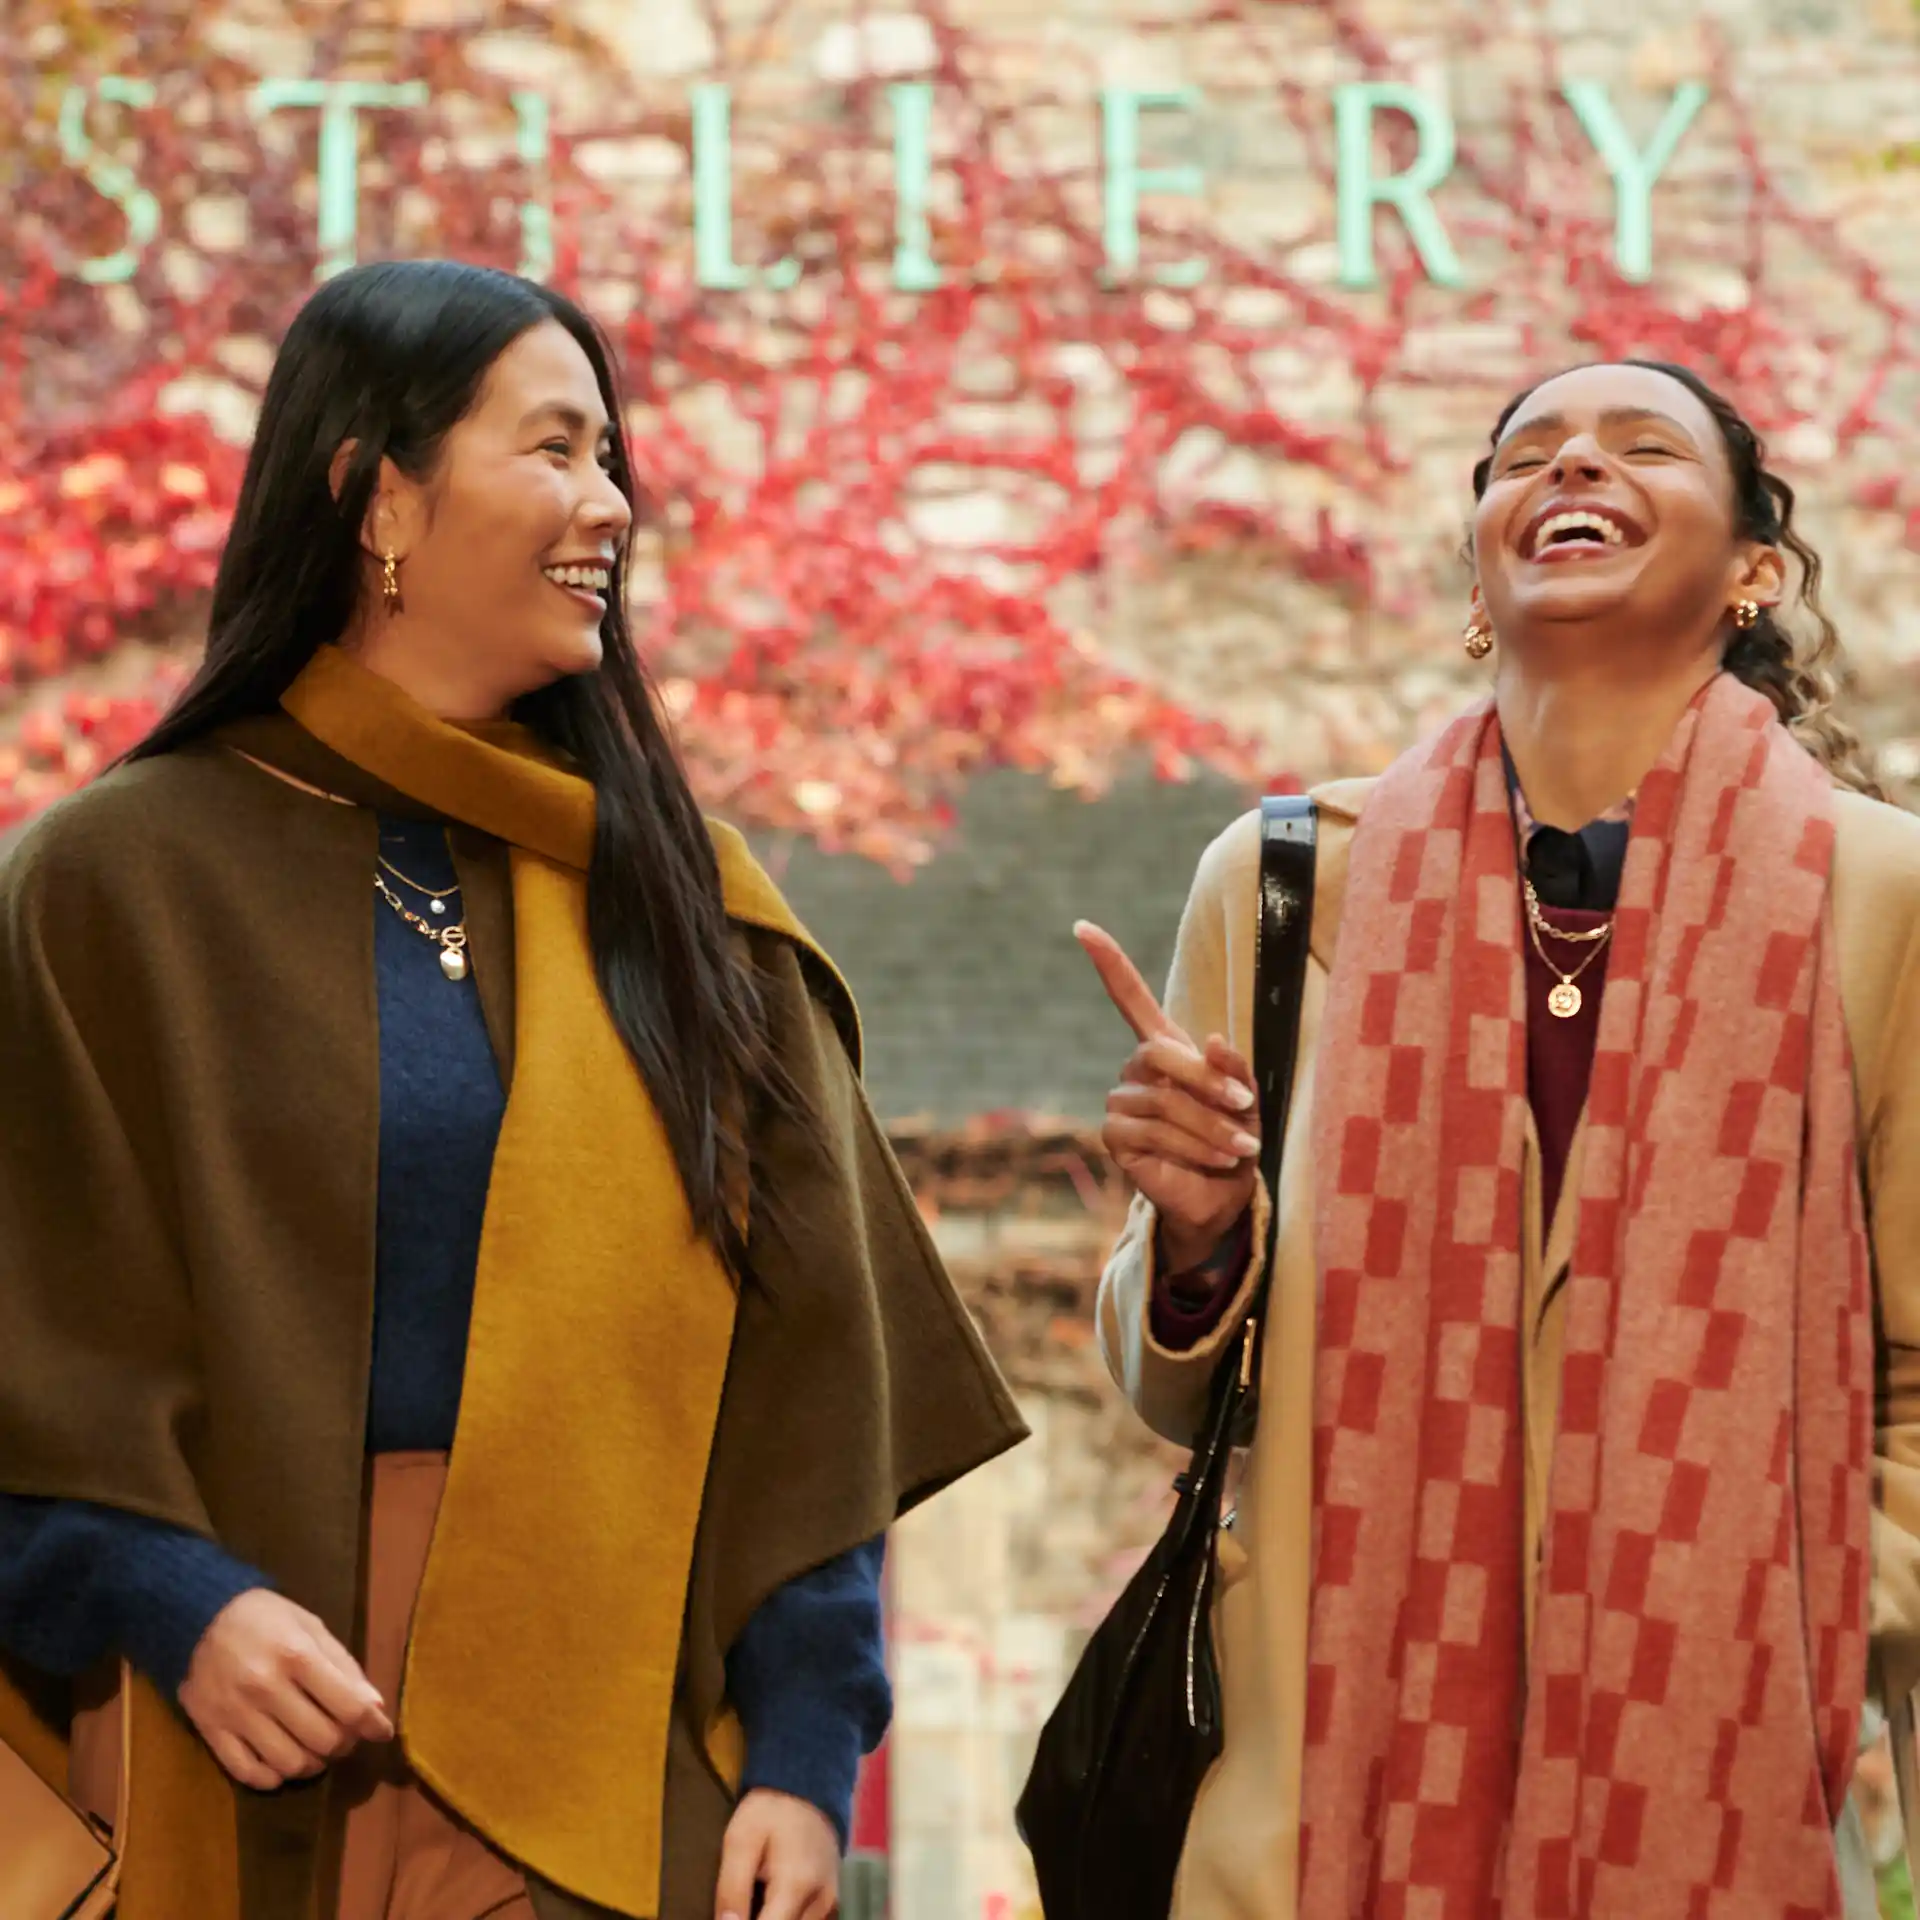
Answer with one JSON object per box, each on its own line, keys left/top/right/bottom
{"left": 1073, "top": 921, "right": 1186, "bottom": 1046}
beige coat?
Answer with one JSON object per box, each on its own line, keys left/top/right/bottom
{"left": 1098, "top": 776, "right": 1920, "bottom": 1919}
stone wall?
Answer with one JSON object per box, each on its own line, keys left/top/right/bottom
{"left": 887, "top": 1127, "right": 1183, "bottom": 1920}
{"left": 13, "top": 0, "right": 1920, "bottom": 796}
{"left": 747, "top": 763, "right": 1250, "bottom": 1124}
{"left": 485, "top": 0, "right": 1920, "bottom": 784}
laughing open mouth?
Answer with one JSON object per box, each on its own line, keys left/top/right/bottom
{"left": 1520, "top": 504, "right": 1644, "bottom": 559}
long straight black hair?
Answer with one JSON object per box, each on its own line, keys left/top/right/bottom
{"left": 129, "top": 259, "right": 779, "bottom": 1262}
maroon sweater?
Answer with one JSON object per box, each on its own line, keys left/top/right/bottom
{"left": 1150, "top": 787, "right": 1626, "bottom": 1350}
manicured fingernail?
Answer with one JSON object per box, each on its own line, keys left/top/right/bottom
{"left": 1222, "top": 1080, "right": 1255, "bottom": 1110}
{"left": 1231, "top": 1130, "right": 1260, "bottom": 1156}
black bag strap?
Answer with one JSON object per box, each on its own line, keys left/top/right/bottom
{"left": 1167, "top": 795, "right": 1318, "bottom": 1525}
{"left": 1237, "top": 793, "right": 1319, "bottom": 1413}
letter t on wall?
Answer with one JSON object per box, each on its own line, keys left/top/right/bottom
{"left": 251, "top": 80, "right": 432, "bottom": 280}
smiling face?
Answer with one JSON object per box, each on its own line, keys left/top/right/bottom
{"left": 360, "top": 319, "right": 634, "bottom": 717}
{"left": 1470, "top": 362, "right": 1780, "bottom": 670}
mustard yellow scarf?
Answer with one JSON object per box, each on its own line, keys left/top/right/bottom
{"left": 277, "top": 643, "right": 845, "bottom": 1912}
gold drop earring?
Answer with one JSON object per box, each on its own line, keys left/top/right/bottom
{"left": 1463, "top": 609, "right": 1495, "bottom": 660}
{"left": 381, "top": 550, "right": 404, "bottom": 614}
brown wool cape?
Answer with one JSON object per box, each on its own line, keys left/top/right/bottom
{"left": 0, "top": 647, "right": 1027, "bottom": 1920}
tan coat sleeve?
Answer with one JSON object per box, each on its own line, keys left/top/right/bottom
{"left": 1095, "top": 811, "right": 1270, "bottom": 1447}
{"left": 1823, "top": 790, "right": 1920, "bottom": 1744}
{"left": 1866, "top": 915, "right": 1920, "bottom": 1713}
{"left": 1854, "top": 892, "right": 1920, "bottom": 1891}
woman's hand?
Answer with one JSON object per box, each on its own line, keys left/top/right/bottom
{"left": 714, "top": 1789, "right": 841, "bottom": 1920}
{"left": 1075, "top": 920, "right": 1261, "bottom": 1271}
{"left": 178, "top": 1589, "right": 393, "bottom": 1791}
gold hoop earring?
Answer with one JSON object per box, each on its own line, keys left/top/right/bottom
{"left": 381, "top": 550, "right": 403, "bottom": 614}
{"left": 1463, "top": 615, "right": 1495, "bottom": 661}
{"left": 1732, "top": 599, "right": 1760, "bottom": 631}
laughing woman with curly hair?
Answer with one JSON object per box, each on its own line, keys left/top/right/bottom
{"left": 1080, "top": 359, "right": 1920, "bottom": 1918}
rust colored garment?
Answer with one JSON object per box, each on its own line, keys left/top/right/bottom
{"left": 1508, "top": 753, "right": 1626, "bottom": 1229}
{"left": 1522, "top": 906, "right": 1608, "bottom": 1231}
{"left": 334, "top": 1454, "right": 533, "bottom": 1920}
{"left": 66, "top": 1457, "right": 535, "bottom": 1920}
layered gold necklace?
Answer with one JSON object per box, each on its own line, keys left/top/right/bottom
{"left": 374, "top": 852, "right": 470, "bottom": 982}
{"left": 1522, "top": 877, "right": 1611, "bottom": 1018}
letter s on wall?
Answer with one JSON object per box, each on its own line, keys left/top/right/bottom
{"left": 58, "top": 76, "right": 161, "bottom": 285}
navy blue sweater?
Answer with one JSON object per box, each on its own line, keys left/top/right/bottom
{"left": 0, "top": 815, "right": 889, "bottom": 1844}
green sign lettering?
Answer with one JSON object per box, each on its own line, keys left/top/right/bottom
{"left": 512, "top": 90, "right": 554, "bottom": 283}
{"left": 58, "top": 77, "right": 159, "bottom": 285}
{"left": 690, "top": 84, "right": 801, "bottom": 291}
{"left": 890, "top": 82, "right": 944, "bottom": 293}
{"left": 1334, "top": 81, "right": 1464, "bottom": 290}
{"left": 1100, "top": 86, "right": 1206, "bottom": 287}
{"left": 44, "top": 79, "right": 1719, "bottom": 295}
{"left": 251, "top": 80, "right": 431, "bottom": 280}
{"left": 1561, "top": 81, "right": 1709, "bottom": 285}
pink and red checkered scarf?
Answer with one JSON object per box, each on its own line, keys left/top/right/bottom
{"left": 1298, "top": 673, "right": 1873, "bottom": 1917}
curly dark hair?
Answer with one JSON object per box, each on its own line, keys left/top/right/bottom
{"left": 1471, "top": 359, "right": 1881, "bottom": 799}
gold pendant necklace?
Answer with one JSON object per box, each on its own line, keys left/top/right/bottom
{"left": 1547, "top": 975, "right": 1591, "bottom": 1019}
{"left": 374, "top": 872, "right": 471, "bottom": 981}
{"left": 1525, "top": 898, "right": 1611, "bottom": 1018}
{"left": 377, "top": 852, "right": 461, "bottom": 918}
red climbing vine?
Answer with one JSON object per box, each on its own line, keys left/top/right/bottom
{"left": 3, "top": 0, "right": 1917, "bottom": 863}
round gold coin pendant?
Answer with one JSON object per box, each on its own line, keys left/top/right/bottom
{"left": 440, "top": 946, "right": 469, "bottom": 982}
{"left": 1547, "top": 981, "right": 1582, "bottom": 1019}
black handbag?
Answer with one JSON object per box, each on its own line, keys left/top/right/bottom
{"left": 1016, "top": 793, "right": 1318, "bottom": 1920}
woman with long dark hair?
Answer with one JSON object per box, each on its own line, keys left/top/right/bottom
{"left": 1077, "top": 359, "right": 1920, "bottom": 1915}
{"left": 0, "top": 259, "right": 1025, "bottom": 1920}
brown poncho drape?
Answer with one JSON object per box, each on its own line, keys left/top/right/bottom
{"left": 0, "top": 650, "right": 1027, "bottom": 1918}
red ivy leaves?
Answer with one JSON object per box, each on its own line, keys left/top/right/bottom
{"left": 0, "top": 413, "right": 242, "bottom": 694}
{"left": 5, "top": 4, "right": 1917, "bottom": 862}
